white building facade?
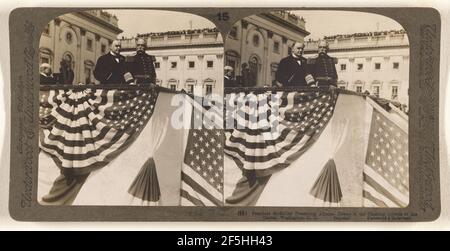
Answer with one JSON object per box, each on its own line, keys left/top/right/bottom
{"left": 225, "top": 11, "right": 310, "bottom": 87}
{"left": 121, "top": 29, "right": 223, "bottom": 97}
{"left": 304, "top": 30, "right": 410, "bottom": 105}
{"left": 39, "top": 10, "right": 123, "bottom": 84}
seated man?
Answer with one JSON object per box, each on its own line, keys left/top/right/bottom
{"left": 40, "top": 63, "right": 57, "bottom": 85}
{"left": 224, "top": 66, "right": 237, "bottom": 87}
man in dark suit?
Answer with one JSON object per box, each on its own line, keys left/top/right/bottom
{"left": 94, "top": 40, "right": 132, "bottom": 85}
{"left": 307, "top": 40, "right": 338, "bottom": 87}
{"left": 126, "top": 38, "right": 157, "bottom": 85}
{"left": 40, "top": 63, "right": 57, "bottom": 85}
{"left": 224, "top": 66, "right": 237, "bottom": 87}
{"left": 275, "top": 42, "right": 314, "bottom": 87}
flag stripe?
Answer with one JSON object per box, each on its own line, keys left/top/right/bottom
{"left": 180, "top": 193, "right": 202, "bottom": 206}
{"left": 180, "top": 184, "right": 216, "bottom": 206}
{"left": 181, "top": 163, "right": 222, "bottom": 199}
{"left": 363, "top": 183, "right": 397, "bottom": 207}
{"left": 363, "top": 173, "right": 406, "bottom": 207}
{"left": 362, "top": 190, "right": 388, "bottom": 207}
{"left": 181, "top": 172, "right": 222, "bottom": 206}
{"left": 363, "top": 165, "right": 409, "bottom": 204}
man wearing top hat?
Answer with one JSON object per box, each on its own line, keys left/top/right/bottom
{"left": 307, "top": 40, "right": 338, "bottom": 87}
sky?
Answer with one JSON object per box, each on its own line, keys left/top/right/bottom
{"left": 106, "top": 10, "right": 216, "bottom": 38}
{"left": 106, "top": 9, "right": 404, "bottom": 40}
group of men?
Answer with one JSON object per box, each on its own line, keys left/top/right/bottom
{"left": 40, "top": 38, "right": 157, "bottom": 85}
{"left": 276, "top": 40, "right": 337, "bottom": 87}
{"left": 223, "top": 40, "right": 338, "bottom": 88}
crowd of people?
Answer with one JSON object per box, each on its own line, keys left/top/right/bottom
{"left": 40, "top": 38, "right": 158, "bottom": 86}
{"left": 323, "top": 29, "right": 406, "bottom": 40}
{"left": 136, "top": 27, "right": 219, "bottom": 38}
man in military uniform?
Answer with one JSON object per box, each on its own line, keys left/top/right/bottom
{"left": 275, "top": 42, "right": 314, "bottom": 87}
{"left": 307, "top": 40, "right": 338, "bottom": 87}
{"left": 127, "top": 38, "right": 157, "bottom": 85}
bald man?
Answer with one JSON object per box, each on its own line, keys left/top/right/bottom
{"left": 127, "top": 38, "right": 157, "bottom": 85}
{"left": 275, "top": 42, "right": 313, "bottom": 87}
{"left": 94, "top": 40, "right": 129, "bottom": 85}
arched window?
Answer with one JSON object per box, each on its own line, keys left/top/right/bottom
{"left": 84, "top": 60, "right": 95, "bottom": 84}
{"left": 252, "top": 34, "right": 260, "bottom": 47}
{"left": 39, "top": 47, "right": 53, "bottom": 66}
{"left": 168, "top": 78, "right": 179, "bottom": 90}
{"left": 337, "top": 80, "right": 348, "bottom": 90}
{"left": 354, "top": 80, "right": 364, "bottom": 93}
{"left": 371, "top": 80, "right": 382, "bottom": 98}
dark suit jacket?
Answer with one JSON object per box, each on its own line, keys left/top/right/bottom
{"left": 224, "top": 76, "right": 238, "bottom": 87}
{"left": 127, "top": 52, "right": 157, "bottom": 84}
{"left": 94, "top": 53, "right": 127, "bottom": 85}
{"left": 40, "top": 73, "right": 57, "bottom": 85}
{"left": 275, "top": 55, "right": 309, "bottom": 87}
{"left": 308, "top": 54, "right": 338, "bottom": 87}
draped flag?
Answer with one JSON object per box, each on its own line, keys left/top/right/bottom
{"left": 224, "top": 89, "right": 338, "bottom": 205}
{"left": 38, "top": 87, "right": 159, "bottom": 204}
{"left": 362, "top": 99, "right": 409, "bottom": 208}
{"left": 39, "top": 88, "right": 159, "bottom": 175}
{"left": 180, "top": 96, "right": 224, "bottom": 206}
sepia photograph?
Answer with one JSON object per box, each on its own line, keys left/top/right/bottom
{"left": 223, "top": 10, "right": 409, "bottom": 208}
{"left": 37, "top": 9, "right": 225, "bottom": 206}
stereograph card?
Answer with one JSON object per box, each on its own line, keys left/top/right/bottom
{"left": 7, "top": 7, "right": 440, "bottom": 221}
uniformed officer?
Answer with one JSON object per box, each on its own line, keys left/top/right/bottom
{"left": 127, "top": 38, "right": 157, "bottom": 85}
{"left": 307, "top": 40, "right": 338, "bottom": 87}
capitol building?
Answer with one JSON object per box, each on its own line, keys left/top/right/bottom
{"left": 39, "top": 10, "right": 123, "bottom": 85}
{"left": 304, "top": 30, "right": 410, "bottom": 105}
{"left": 38, "top": 10, "right": 410, "bottom": 105}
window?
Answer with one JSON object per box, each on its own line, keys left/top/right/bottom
{"left": 252, "top": 34, "right": 260, "bottom": 47}
{"left": 391, "top": 86, "right": 399, "bottom": 100}
{"left": 87, "top": 38, "right": 93, "bottom": 51}
{"left": 339, "top": 86, "right": 346, "bottom": 90}
{"left": 374, "top": 63, "right": 381, "bottom": 70}
{"left": 393, "top": 62, "right": 399, "bottom": 69}
{"left": 101, "top": 44, "right": 106, "bottom": 54}
{"left": 273, "top": 41, "right": 280, "bottom": 54}
{"left": 187, "top": 84, "right": 194, "bottom": 94}
{"left": 228, "top": 26, "right": 238, "bottom": 39}
{"left": 170, "top": 84, "right": 176, "bottom": 91}
{"left": 340, "top": 64, "right": 346, "bottom": 71}
{"left": 154, "top": 62, "right": 160, "bottom": 69}
{"left": 41, "top": 57, "right": 49, "bottom": 64}
{"left": 206, "top": 84, "right": 213, "bottom": 95}
{"left": 43, "top": 24, "right": 50, "bottom": 35}
{"left": 207, "top": 60, "right": 214, "bottom": 68}
{"left": 372, "top": 85, "right": 380, "bottom": 97}
{"left": 39, "top": 48, "right": 53, "bottom": 67}
{"left": 84, "top": 68, "right": 92, "bottom": 84}
{"left": 171, "top": 62, "right": 177, "bottom": 69}
{"left": 188, "top": 61, "right": 195, "bottom": 68}
{"left": 356, "top": 86, "right": 363, "bottom": 93}
{"left": 357, "top": 63, "right": 363, "bottom": 71}
{"left": 65, "top": 32, "right": 73, "bottom": 44}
